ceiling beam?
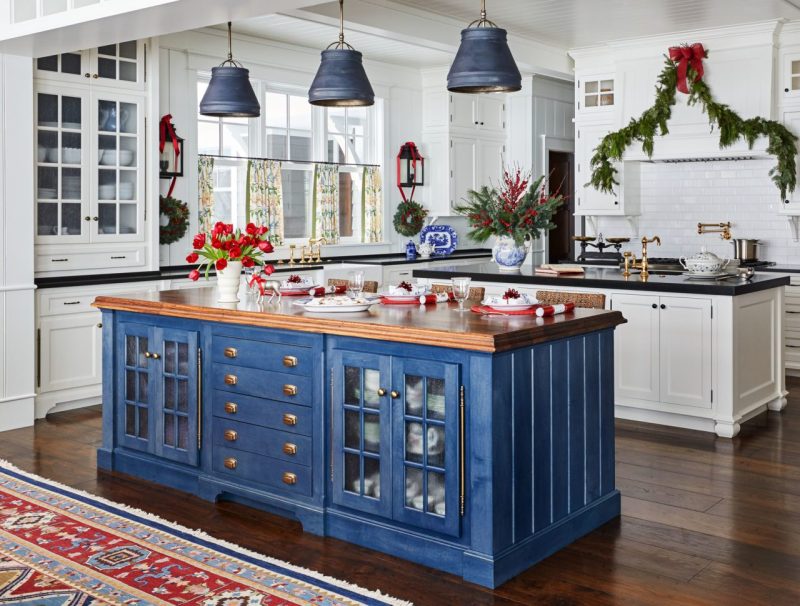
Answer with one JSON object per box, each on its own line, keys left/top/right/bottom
{"left": 286, "top": 0, "right": 573, "bottom": 79}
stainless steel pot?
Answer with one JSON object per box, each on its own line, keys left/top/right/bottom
{"left": 731, "top": 238, "right": 760, "bottom": 262}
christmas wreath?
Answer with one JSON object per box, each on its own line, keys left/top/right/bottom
{"left": 392, "top": 199, "right": 429, "bottom": 237}
{"left": 159, "top": 195, "right": 190, "bottom": 245}
{"left": 590, "top": 44, "right": 798, "bottom": 198}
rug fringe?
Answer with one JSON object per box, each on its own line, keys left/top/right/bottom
{"left": 0, "top": 459, "right": 414, "bottom": 606}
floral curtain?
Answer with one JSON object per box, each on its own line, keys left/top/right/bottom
{"left": 361, "top": 166, "right": 383, "bottom": 243}
{"left": 313, "top": 164, "right": 339, "bottom": 243}
{"left": 197, "top": 156, "right": 215, "bottom": 234}
{"left": 247, "top": 159, "right": 284, "bottom": 244}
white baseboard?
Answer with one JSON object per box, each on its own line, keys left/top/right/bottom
{"left": 0, "top": 394, "right": 35, "bottom": 431}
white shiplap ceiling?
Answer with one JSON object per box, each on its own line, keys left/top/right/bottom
{"left": 379, "top": 0, "right": 800, "bottom": 48}
{"left": 231, "top": 14, "right": 454, "bottom": 67}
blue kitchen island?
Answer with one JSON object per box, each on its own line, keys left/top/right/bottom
{"left": 94, "top": 287, "right": 625, "bottom": 588}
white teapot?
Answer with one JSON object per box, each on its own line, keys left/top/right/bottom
{"left": 679, "top": 247, "right": 730, "bottom": 275}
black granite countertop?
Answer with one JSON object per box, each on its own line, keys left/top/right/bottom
{"left": 413, "top": 263, "right": 791, "bottom": 296}
{"left": 347, "top": 249, "right": 491, "bottom": 266}
{"left": 760, "top": 265, "right": 800, "bottom": 274}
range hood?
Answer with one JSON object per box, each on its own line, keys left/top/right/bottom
{"left": 622, "top": 128, "right": 770, "bottom": 163}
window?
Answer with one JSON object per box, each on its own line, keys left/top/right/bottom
{"left": 197, "top": 78, "right": 382, "bottom": 244}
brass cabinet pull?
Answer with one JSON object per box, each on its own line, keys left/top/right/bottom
{"left": 282, "top": 472, "right": 297, "bottom": 485}
{"left": 224, "top": 402, "right": 238, "bottom": 414}
{"left": 224, "top": 374, "right": 238, "bottom": 385}
{"left": 224, "top": 429, "right": 237, "bottom": 442}
{"left": 283, "top": 355, "right": 298, "bottom": 367}
{"left": 224, "top": 347, "right": 237, "bottom": 358}
{"left": 283, "top": 413, "right": 297, "bottom": 426}
{"left": 144, "top": 351, "right": 151, "bottom": 358}
{"left": 390, "top": 390, "right": 400, "bottom": 399}
{"left": 283, "top": 443, "right": 297, "bottom": 456}
{"left": 224, "top": 457, "right": 237, "bottom": 470}
{"left": 151, "top": 352, "right": 160, "bottom": 360}
{"left": 459, "top": 385, "right": 466, "bottom": 517}
{"left": 197, "top": 348, "right": 203, "bottom": 450}
{"left": 283, "top": 384, "right": 298, "bottom": 396}
{"left": 377, "top": 388, "right": 387, "bottom": 396}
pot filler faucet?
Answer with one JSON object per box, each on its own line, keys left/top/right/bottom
{"left": 622, "top": 236, "right": 662, "bottom": 279}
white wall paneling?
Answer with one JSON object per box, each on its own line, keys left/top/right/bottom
{"left": 0, "top": 53, "right": 35, "bottom": 431}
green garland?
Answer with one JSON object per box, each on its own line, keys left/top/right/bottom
{"left": 590, "top": 51, "right": 798, "bottom": 198}
{"left": 159, "top": 195, "right": 190, "bottom": 245}
{"left": 393, "top": 199, "right": 429, "bottom": 237}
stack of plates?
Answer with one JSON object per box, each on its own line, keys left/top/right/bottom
{"left": 62, "top": 122, "right": 81, "bottom": 130}
{"left": 62, "top": 175, "right": 81, "bottom": 199}
{"left": 100, "top": 150, "right": 117, "bottom": 166}
{"left": 119, "top": 183, "right": 135, "bottom": 200}
{"left": 98, "top": 184, "right": 116, "bottom": 199}
{"left": 39, "top": 188, "right": 57, "bottom": 199}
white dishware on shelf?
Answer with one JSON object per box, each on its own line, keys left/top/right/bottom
{"left": 427, "top": 393, "right": 446, "bottom": 416}
{"left": 118, "top": 150, "right": 135, "bottom": 166}
{"left": 62, "top": 147, "right": 81, "bottom": 164}
{"left": 46, "top": 148, "right": 59, "bottom": 163}
{"left": 39, "top": 121, "right": 58, "bottom": 128}
{"left": 118, "top": 183, "right": 135, "bottom": 200}
{"left": 37, "top": 147, "right": 48, "bottom": 162}
{"left": 100, "top": 150, "right": 117, "bottom": 165}
{"left": 38, "top": 188, "right": 57, "bottom": 199}
{"left": 62, "top": 122, "right": 81, "bottom": 130}
{"left": 98, "top": 184, "right": 116, "bottom": 199}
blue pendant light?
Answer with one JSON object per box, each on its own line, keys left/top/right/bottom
{"left": 308, "top": 0, "right": 374, "bottom": 107}
{"left": 200, "top": 22, "right": 260, "bottom": 118}
{"left": 448, "top": 0, "right": 521, "bottom": 94}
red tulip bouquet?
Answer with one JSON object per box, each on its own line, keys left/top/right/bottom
{"left": 186, "top": 221, "right": 275, "bottom": 281}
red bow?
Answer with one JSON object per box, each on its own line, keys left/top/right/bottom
{"left": 669, "top": 43, "right": 706, "bottom": 94}
{"left": 249, "top": 273, "right": 268, "bottom": 296}
{"left": 159, "top": 114, "right": 181, "bottom": 197}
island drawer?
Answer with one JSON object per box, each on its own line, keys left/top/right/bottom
{"left": 212, "top": 364, "right": 312, "bottom": 406}
{"left": 213, "top": 446, "right": 312, "bottom": 496}
{"left": 210, "top": 336, "right": 312, "bottom": 376}
{"left": 212, "top": 391, "right": 313, "bottom": 436}
{"left": 212, "top": 419, "right": 312, "bottom": 467}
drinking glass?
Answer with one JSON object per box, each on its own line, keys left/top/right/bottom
{"left": 451, "top": 277, "right": 472, "bottom": 313}
{"left": 349, "top": 270, "right": 365, "bottom": 299}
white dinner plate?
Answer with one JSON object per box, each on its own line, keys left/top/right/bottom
{"left": 486, "top": 303, "right": 536, "bottom": 312}
{"left": 379, "top": 291, "right": 429, "bottom": 302}
{"left": 293, "top": 297, "right": 377, "bottom": 313}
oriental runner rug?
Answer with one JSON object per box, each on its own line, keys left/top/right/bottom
{"left": 0, "top": 461, "right": 411, "bottom": 606}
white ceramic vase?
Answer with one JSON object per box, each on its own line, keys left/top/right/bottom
{"left": 216, "top": 260, "right": 243, "bottom": 303}
{"left": 492, "top": 235, "right": 529, "bottom": 272}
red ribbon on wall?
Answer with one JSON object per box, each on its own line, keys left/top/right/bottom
{"left": 397, "top": 141, "right": 422, "bottom": 203}
{"left": 159, "top": 114, "right": 181, "bottom": 197}
{"left": 669, "top": 43, "right": 706, "bottom": 94}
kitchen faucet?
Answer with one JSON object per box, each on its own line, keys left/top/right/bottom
{"left": 622, "top": 235, "right": 661, "bottom": 279}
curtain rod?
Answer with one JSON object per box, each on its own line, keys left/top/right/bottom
{"left": 199, "top": 153, "right": 380, "bottom": 168}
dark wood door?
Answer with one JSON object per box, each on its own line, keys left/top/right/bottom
{"left": 547, "top": 151, "right": 575, "bottom": 263}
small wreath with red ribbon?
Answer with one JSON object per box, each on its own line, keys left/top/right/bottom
{"left": 393, "top": 199, "right": 428, "bottom": 238}
{"left": 159, "top": 195, "right": 190, "bottom": 245}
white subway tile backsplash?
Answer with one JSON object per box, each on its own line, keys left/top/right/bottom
{"left": 590, "top": 159, "right": 800, "bottom": 264}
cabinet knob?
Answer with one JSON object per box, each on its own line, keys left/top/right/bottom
{"left": 92, "top": 216, "right": 99, "bottom": 221}
{"left": 144, "top": 351, "right": 152, "bottom": 358}
{"left": 224, "top": 429, "right": 238, "bottom": 442}
{"left": 786, "top": 199, "right": 791, "bottom": 204}
{"left": 652, "top": 303, "right": 657, "bottom": 309}
{"left": 786, "top": 88, "right": 791, "bottom": 93}
{"left": 223, "top": 347, "right": 237, "bottom": 358}
{"left": 84, "top": 216, "right": 91, "bottom": 221}
{"left": 282, "top": 472, "right": 297, "bottom": 485}
{"left": 283, "top": 413, "right": 298, "bottom": 426}
{"left": 224, "top": 374, "right": 238, "bottom": 385}
{"left": 390, "top": 390, "right": 400, "bottom": 399}
{"left": 283, "top": 355, "right": 298, "bottom": 367}
{"left": 283, "top": 442, "right": 297, "bottom": 456}
{"left": 660, "top": 304, "right": 666, "bottom": 310}
{"left": 224, "top": 457, "right": 237, "bottom": 470}
{"left": 283, "top": 384, "right": 298, "bottom": 396}
{"left": 224, "top": 402, "right": 238, "bottom": 414}
{"left": 377, "top": 388, "right": 387, "bottom": 397}
{"left": 84, "top": 73, "right": 91, "bottom": 78}
{"left": 92, "top": 73, "right": 99, "bottom": 79}
{"left": 151, "top": 352, "right": 160, "bottom": 360}
{"left": 96, "top": 322, "right": 103, "bottom": 328}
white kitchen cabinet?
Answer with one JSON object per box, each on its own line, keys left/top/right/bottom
{"left": 38, "top": 312, "right": 103, "bottom": 394}
{"left": 779, "top": 111, "right": 800, "bottom": 215}
{"left": 449, "top": 93, "right": 506, "bottom": 135}
{"left": 612, "top": 293, "right": 713, "bottom": 410}
{"left": 450, "top": 136, "right": 477, "bottom": 209}
{"left": 477, "top": 139, "right": 505, "bottom": 192}
{"left": 576, "top": 74, "right": 616, "bottom": 118}
{"left": 785, "top": 277, "right": 800, "bottom": 373}
{"left": 35, "top": 40, "right": 146, "bottom": 91}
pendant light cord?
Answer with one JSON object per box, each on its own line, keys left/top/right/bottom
{"left": 469, "top": 0, "right": 498, "bottom": 28}
{"left": 220, "top": 21, "right": 244, "bottom": 68}
{"left": 327, "top": 0, "right": 355, "bottom": 50}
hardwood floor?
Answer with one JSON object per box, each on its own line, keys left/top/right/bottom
{"left": 3, "top": 382, "right": 800, "bottom": 605}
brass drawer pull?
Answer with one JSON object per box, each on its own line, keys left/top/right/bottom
{"left": 224, "top": 374, "right": 238, "bottom": 385}
{"left": 224, "top": 429, "right": 238, "bottom": 442}
{"left": 283, "top": 472, "right": 297, "bottom": 485}
{"left": 224, "top": 347, "right": 237, "bottom": 358}
{"left": 390, "top": 390, "right": 400, "bottom": 399}
{"left": 224, "top": 402, "right": 238, "bottom": 414}
{"left": 283, "top": 355, "right": 298, "bottom": 367}
{"left": 283, "top": 443, "right": 297, "bottom": 456}
{"left": 144, "top": 351, "right": 151, "bottom": 358}
{"left": 283, "top": 384, "right": 298, "bottom": 396}
{"left": 224, "top": 457, "right": 237, "bottom": 470}
{"left": 283, "top": 413, "right": 297, "bottom": 426}
{"left": 151, "top": 353, "right": 160, "bottom": 360}
{"left": 377, "top": 388, "right": 387, "bottom": 396}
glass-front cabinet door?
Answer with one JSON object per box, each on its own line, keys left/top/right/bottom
{"left": 392, "top": 358, "right": 461, "bottom": 537}
{"left": 35, "top": 86, "right": 90, "bottom": 243}
{"left": 92, "top": 92, "right": 144, "bottom": 241}
{"left": 35, "top": 41, "right": 145, "bottom": 89}
{"left": 331, "top": 350, "right": 392, "bottom": 517}
{"left": 156, "top": 328, "right": 199, "bottom": 466}
{"left": 118, "top": 323, "right": 155, "bottom": 453}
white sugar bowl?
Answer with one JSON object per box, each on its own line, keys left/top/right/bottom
{"left": 679, "top": 247, "right": 730, "bottom": 275}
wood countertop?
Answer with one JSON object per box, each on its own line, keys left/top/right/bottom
{"left": 93, "top": 287, "right": 626, "bottom": 353}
